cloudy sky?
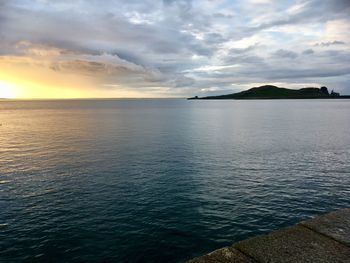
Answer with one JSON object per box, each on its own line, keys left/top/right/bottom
{"left": 0, "top": 0, "right": 349, "bottom": 98}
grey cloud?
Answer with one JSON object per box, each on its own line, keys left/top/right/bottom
{"left": 314, "top": 41, "right": 346, "bottom": 47}
{"left": 213, "top": 13, "right": 234, "bottom": 19}
{"left": 46, "top": 54, "right": 166, "bottom": 89}
{"left": 262, "top": 68, "right": 350, "bottom": 80}
{"left": 184, "top": 47, "right": 350, "bottom": 95}
{"left": 189, "top": 65, "right": 350, "bottom": 89}
{"left": 224, "top": 55, "right": 265, "bottom": 65}
{"left": 253, "top": 0, "right": 350, "bottom": 32}
{"left": 302, "top": 49, "right": 314, "bottom": 55}
{"left": 221, "top": 44, "right": 264, "bottom": 65}
{"left": 111, "top": 50, "right": 145, "bottom": 67}
{"left": 227, "top": 44, "right": 260, "bottom": 55}
{"left": 272, "top": 49, "right": 298, "bottom": 59}
{"left": 203, "top": 33, "right": 227, "bottom": 45}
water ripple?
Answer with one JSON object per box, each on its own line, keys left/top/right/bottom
{"left": 0, "top": 99, "right": 349, "bottom": 262}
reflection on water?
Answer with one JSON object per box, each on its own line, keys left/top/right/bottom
{"left": 0, "top": 99, "right": 350, "bottom": 262}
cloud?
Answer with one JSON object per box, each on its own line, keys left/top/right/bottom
{"left": 302, "top": 49, "right": 314, "bottom": 55}
{"left": 272, "top": 49, "right": 298, "bottom": 59}
{"left": 0, "top": 0, "right": 350, "bottom": 97}
{"left": 212, "top": 13, "right": 234, "bottom": 19}
{"left": 314, "top": 41, "right": 346, "bottom": 47}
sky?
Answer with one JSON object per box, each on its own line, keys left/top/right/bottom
{"left": 0, "top": 0, "right": 349, "bottom": 98}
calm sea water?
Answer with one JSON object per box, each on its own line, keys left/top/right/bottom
{"left": 0, "top": 99, "right": 349, "bottom": 262}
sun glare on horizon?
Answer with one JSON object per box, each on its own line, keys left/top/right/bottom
{"left": 0, "top": 81, "right": 18, "bottom": 99}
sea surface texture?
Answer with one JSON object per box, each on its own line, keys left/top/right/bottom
{"left": 1, "top": 99, "right": 349, "bottom": 262}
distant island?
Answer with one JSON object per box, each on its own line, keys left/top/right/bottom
{"left": 188, "top": 85, "right": 350, "bottom": 100}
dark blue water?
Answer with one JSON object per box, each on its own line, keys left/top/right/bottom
{"left": 1, "top": 99, "right": 349, "bottom": 262}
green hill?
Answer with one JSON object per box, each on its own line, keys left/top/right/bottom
{"left": 188, "top": 85, "right": 344, "bottom": 100}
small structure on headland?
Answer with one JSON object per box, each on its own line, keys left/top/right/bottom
{"left": 187, "top": 208, "right": 350, "bottom": 263}
{"left": 331, "top": 90, "right": 340, "bottom": 97}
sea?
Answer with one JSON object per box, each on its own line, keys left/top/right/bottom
{"left": 0, "top": 99, "right": 349, "bottom": 262}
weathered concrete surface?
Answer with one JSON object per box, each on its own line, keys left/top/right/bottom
{"left": 301, "top": 208, "right": 350, "bottom": 246}
{"left": 187, "top": 208, "right": 350, "bottom": 263}
{"left": 187, "top": 246, "right": 255, "bottom": 263}
{"left": 235, "top": 225, "right": 350, "bottom": 263}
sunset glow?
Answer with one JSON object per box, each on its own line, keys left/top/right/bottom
{"left": 1, "top": 0, "right": 349, "bottom": 98}
{"left": 0, "top": 81, "right": 17, "bottom": 99}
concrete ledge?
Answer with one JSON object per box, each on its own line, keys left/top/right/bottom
{"left": 301, "top": 208, "right": 350, "bottom": 246}
{"left": 187, "top": 246, "right": 256, "bottom": 263}
{"left": 235, "top": 225, "right": 350, "bottom": 263}
{"left": 187, "top": 208, "right": 350, "bottom": 263}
